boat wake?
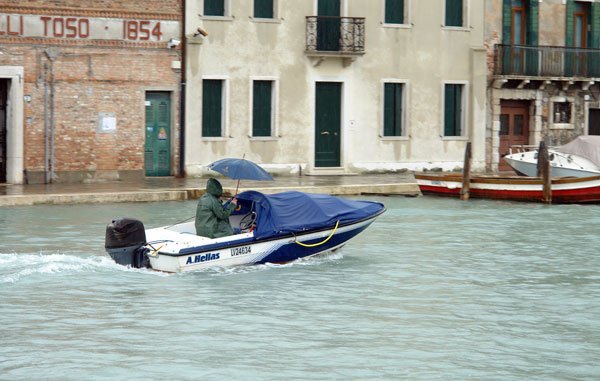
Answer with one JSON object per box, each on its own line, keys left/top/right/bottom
{"left": 0, "top": 249, "right": 346, "bottom": 283}
{"left": 0, "top": 252, "right": 166, "bottom": 284}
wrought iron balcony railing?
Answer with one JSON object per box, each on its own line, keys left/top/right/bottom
{"left": 305, "top": 16, "right": 365, "bottom": 54}
{"left": 494, "top": 44, "right": 600, "bottom": 78}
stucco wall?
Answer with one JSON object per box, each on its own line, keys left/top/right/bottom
{"left": 185, "top": 0, "right": 487, "bottom": 176}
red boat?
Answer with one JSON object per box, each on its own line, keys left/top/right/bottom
{"left": 415, "top": 172, "right": 600, "bottom": 204}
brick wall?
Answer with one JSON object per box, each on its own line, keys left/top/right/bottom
{"left": 0, "top": 1, "right": 181, "bottom": 16}
{"left": 0, "top": 0, "right": 182, "bottom": 183}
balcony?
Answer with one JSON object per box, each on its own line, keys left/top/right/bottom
{"left": 494, "top": 44, "right": 600, "bottom": 88}
{"left": 305, "top": 16, "right": 365, "bottom": 67}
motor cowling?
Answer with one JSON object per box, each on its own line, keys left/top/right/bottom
{"left": 105, "top": 218, "right": 149, "bottom": 268}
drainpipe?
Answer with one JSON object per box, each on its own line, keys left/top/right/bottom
{"left": 178, "top": 0, "right": 187, "bottom": 178}
{"left": 46, "top": 48, "right": 58, "bottom": 183}
{"left": 49, "top": 60, "right": 55, "bottom": 182}
{"left": 43, "top": 63, "right": 49, "bottom": 184}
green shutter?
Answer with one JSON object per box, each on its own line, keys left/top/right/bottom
{"left": 385, "top": 0, "right": 404, "bottom": 24}
{"left": 202, "top": 80, "right": 222, "bottom": 137}
{"left": 252, "top": 81, "right": 272, "bottom": 137}
{"left": 526, "top": 0, "right": 539, "bottom": 45}
{"left": 445, "top": 0, "right": 463, "bottom": 27}
{"left": 591, "top": 3, "right": 600, "bottom": 48}
{"left": 502, "top": 0, "right": 511, "bottom": 44}
{"left": 590, "top": 3, "right": 600, "bottom": 75}
{"left": 565, "top": 0, "right": 576, "bottom": 75}
{"left": 254, "top": 0, "right": 273, "bottom": 18}
{"left": 317, "top": 0, "right": 341, "bottom": 51}
{"left": 384, "top": 83, "right": 402, "bottom": 136}
{"left": 565, "top": 0, "right": 575, "bottom": 47}
{"left": 524, "top": 0, "right": 539, "bottom": 75}
{"left": 444, "top": 84, "right": 462, "bottom": 137}
{"left": 204, "top": 0, "right": 224, "bottom": 16}
{"left": 501, "top": 0, "right": 512, "bottom": 74}
{"left": 444, "top": 85, "right": 454, "bottom": 136}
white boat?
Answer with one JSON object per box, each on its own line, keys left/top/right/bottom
{"left": 105, "top": 190, "right": 386, "bottom": 272}
{"left": 503, "top": 136, "right": 600, "bottom": 178}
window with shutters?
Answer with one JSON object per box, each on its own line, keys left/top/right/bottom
{"left": 384, "top": 0, "right": 405, "bottom": 25}
{"left": 254, "top": 0, "right": 275, "bottom": 19}
{"left": 383, "top": 82, "right": 405, "bottom": 137}
{"left": 445, "top": 0, "right": 464, "bottom": 27}
{"left": 443, "top": 83, "right": 466, "bottom": 137}
{"left": 203, "top": 0, "right": 228, "bottom": 17}
{"left": 202, "top": 79, "right": 225, "bottom": 137}
{"left": 502, "top": 0, "right": 538, "bottom": 46}
{"left": 252, "top": 80, "right": 274, "bottom": 137}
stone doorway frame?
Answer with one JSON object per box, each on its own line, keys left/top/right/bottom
{"left": 0, "top": 66, "right": 24, "bottom": 184}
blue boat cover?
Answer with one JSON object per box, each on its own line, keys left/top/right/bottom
{"left": 235, "top": 191, "right": 385, "bottom": 240}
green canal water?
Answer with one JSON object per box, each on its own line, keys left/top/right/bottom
{"left": 1, "top": 196, "right": 599, "bottom": 380}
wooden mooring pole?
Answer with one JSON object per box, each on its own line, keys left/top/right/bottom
{"left": 537, "top": 141, "right": 552, "bottom": 204}
{"left": 460, "top": 142, "right": 472, "bottom": 201}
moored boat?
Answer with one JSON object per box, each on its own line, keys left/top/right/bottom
{"left": 503, "top": 136, "right": 600, "bottom": 178}
{"left": 415, "top": 172, "right": 600, "bottom": 204}
{"left": 105, "top": 190, "right": 386, "bottom": 272}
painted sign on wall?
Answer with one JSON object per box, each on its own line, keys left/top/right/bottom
{"left": 0, "top": 14, "right": 179, "bottom": 42}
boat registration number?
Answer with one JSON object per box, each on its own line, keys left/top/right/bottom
{"left": 231, "top": 246, "right": 251, "bottom": 256}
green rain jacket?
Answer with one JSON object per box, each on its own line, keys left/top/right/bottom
{"left": 195, "top": 178, "right": 236, "bottom": 238}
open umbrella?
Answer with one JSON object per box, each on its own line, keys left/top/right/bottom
{"left": 208, "top": 157, "right": 273, "bottom": 195}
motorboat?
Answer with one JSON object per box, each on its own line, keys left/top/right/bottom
{"left": 503, "top": 136, "right": 600, "bottom": 178}
{"left": 105, "top": 190, "right": 386, "bottom": 272}
{"left": 415, "top": 172, "right": 600, "bottom": 204}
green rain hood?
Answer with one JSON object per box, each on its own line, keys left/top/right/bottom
{"left": 195, "top": 178, "right": 236, "bottom": 238}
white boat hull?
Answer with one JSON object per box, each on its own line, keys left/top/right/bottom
{"left": 504, "top": 150, "right": 600, "bottom": 178}
{"left": 143, "top": 217, "right": 377, "bottom": 273}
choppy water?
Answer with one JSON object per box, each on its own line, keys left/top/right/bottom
{"left": 1, "top": 196, "right": 599, "bottom": 381}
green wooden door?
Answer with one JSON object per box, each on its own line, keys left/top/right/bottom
{"left": 145, "top": 92, "right": 171, "bottom": 176}
{"left": 0, "top": 79, "right": 6, "bottom": 183}
{"left": 0, "top": 79, "right": 8, "bottom": 183}
{"left": 315, "top": 82, "right": 341, "bottom": 167}
{"left": 317, "top": 0, "right": 340, "bottom": 51}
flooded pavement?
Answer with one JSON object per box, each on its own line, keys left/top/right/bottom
{"left": 0, "top": 173, "right": 419, "bottom": 206}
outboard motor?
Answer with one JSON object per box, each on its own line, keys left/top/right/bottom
{"left": 105, "top": 218, "right": 150, "bottom": 268}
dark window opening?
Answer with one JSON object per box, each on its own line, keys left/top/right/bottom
{"left": 385, "top": 0, "right": 405, "bottom": 24}
{"left": 554, "top": 102, "right": 572, "bottom": 124}
{"left": 444, "top": 84, "right": 464, "bottom": 137}
{"left": 253, "top": 80, "right": 273, "bottom": 137}
{"left": 202, "top": 79, "right": 223, "bottom": 137}
{"left": 254, "top": 0, "right": 274, "bottom": 18}
{"left": 383, "top": 83, "right": 403, "bottom": 136}
{"left": 445, "top": 0, "right": 463, "bottom": 27}
{"left": 204, "top": 0, "right": 225, "bottom": 16}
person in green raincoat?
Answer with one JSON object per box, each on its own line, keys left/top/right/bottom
{"left": 195, "top": 178, "right": 238, "bottom": 238}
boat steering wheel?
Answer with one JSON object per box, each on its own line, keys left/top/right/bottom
{"left": 239, "top": 212, "right": 256, "bottom": 231}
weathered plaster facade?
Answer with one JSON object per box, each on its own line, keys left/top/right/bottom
{"left": 485, "top": 0, "right": 600, "bottom": 172}
{"left": 184, "top": 0, "right": 487, "bottom": 176}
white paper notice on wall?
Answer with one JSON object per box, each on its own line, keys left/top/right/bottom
{"left": 98, "top": 112, "right": 117, "bottom": 133}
